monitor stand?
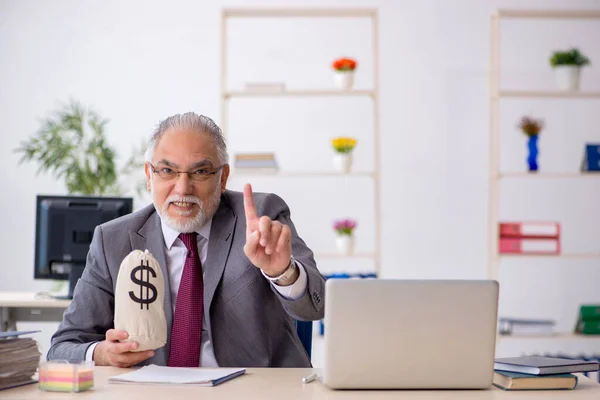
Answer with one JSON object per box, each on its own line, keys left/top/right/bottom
{"left": 53, "top": 264, "right": 86, "bottom": 300}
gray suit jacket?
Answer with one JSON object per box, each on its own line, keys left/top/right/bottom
{"left": 48, "top": 190, "right": 325, "bottom": 367}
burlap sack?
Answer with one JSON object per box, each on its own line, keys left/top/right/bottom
{"left": 114, "top": 249, "right": 167, "bottom": 351}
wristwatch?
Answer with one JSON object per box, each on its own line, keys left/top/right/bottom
{"left": 264, "top": 257, "right": 297, "bottom": 285}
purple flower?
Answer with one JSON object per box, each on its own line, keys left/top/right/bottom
{"left": 333, "top": 218, "right": 357, "bottom": 236}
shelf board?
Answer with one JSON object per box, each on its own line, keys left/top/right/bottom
{"left": 224, "top": 8, "right": 376, "bottom": 18}
{"left": 498, "top": 172, "right": 600, "bottom": 179}
{"left": 497, "top": 90, "right": 600, "bottom": 99}
{"left": 224, "top": 90, "right": 375, "bottom": 99}
{"left": 231, "top": 171, "right": 375, "bottom": 177}
{"left": 314, "top": 253, "right": 375, "bottom": 259}
{"left": 500, "top": 253, "right": 600, "bottom": 260}
{"left": 496, "top": 9, "right": 600, "bottom": 19}
{"left": 498, "top": 333, "right": 600, "bottom": 339}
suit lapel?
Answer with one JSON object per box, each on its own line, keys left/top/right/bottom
{"left": 129, "top": 211, "right": 172, "bottom": 366}
{"left": 204, "top": 196, "right": 236, "bottom": 315}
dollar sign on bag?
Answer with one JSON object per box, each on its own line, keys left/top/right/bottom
{"left": 129, "top": 259, "right": 157, "bottom": 309}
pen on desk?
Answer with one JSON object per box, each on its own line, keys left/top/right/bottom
{"left": 302, "top": 373, "right": 318, "bottom": 383}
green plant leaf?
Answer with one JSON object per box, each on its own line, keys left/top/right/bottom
{"left": 549, "top": 47, "right": 591, "bottom": 67}
{"left": 15, "top": 100, "right": 121, "bottom": 196}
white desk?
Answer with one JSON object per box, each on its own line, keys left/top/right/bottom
{"left": 0, "top": 292, "right": 70, "bottom": 331}
{"left": 2, "top": 367, "right": 600, "bottom": 399}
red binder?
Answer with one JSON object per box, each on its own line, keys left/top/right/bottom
{"left": 499, "top": 237, "right": 560, "bottom": 255}
{"left": 499, "top": 222, "right": 560, "bottom": 238}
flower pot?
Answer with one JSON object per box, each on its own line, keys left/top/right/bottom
{"left": 527, "top": 135, "right": 539, "bottom": 172}
{"left": 335, "top": 235, "right": 354, "bottom": 255}
{"left": 554, "top": 66, "right": 581, "bottom": 91}
{"left": 333, "top": 153, "right": 352, "bottom": 173}
{"left": 334, "top": 71, "right": 354, "bottom": 90}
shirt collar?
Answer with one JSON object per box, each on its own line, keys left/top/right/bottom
{"left": 160, "top": 217, "right": 212, "bottom": 250}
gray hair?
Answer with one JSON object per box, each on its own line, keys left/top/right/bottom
{"left": 144, "top": 112, "right": 228, "bottom": 165}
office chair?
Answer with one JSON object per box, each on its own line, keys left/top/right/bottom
{"left": 295, "top": 320, "right": 313, "bottom": 359}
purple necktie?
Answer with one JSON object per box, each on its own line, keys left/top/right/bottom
{"left": 168, "top": 232, "right": 203, "bottom": 367}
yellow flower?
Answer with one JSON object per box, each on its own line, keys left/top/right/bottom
{"left": 331, "top": 137, "right": 357, "bottom": 153}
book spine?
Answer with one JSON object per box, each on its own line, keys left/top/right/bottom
{"left": 580, "top": 305, "right": 600, "bottom": 321}
{"left": 499, "top": 237, "right": 560, "bottom": 254}
{"left": 586, "top": 144, "right": 600, "bottom": 171}
{"left": 235, "top": 154, "right": 276, "bottom": 160}
{"left": 499, "top": 222, "right": 560, "bottom": 238}
{"left": 579, "top": 321, "right": 600, "bottom": 334}
{"left": 235, "top": 160, "right": 278, "bottom": 167}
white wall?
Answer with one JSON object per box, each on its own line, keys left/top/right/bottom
{"left": 2, "top": 0, "right": 600, "bottom": 362}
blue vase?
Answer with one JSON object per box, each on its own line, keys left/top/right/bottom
{"left": 527, "top": 135, "right": 539, "bottom": 172}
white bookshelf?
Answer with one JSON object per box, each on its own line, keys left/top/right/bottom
{"left": 495, "top": 9, "right": 600, "bottom": 19}
{"left": 225, "top": 90, "right": 375, "bottom": 99}
{"left": 498, "top": 172, "right": 600, "bottom": 179}
{"left": 497, "top": 90, "right": 600, "bottom": 98}
{"left": 488, "top": 9, "right": 600, "bottom": 342}
{"left": 498, "top": 333, "right": 600, "bottom": 341}
{"left": 500, "top": 253, "right": 600, "bottom": 260}
{"left": 314, "top": 253, "right": 375, "bottom": 259}
{"left": 220, "top": 8, "right": 381, "bottom": 275}
{"left": 230, "top": 171, "right": 375, "bottom": 178}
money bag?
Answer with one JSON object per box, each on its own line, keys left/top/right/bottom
{"left": 114, "top": 249, "right": 167, "bottom": 352}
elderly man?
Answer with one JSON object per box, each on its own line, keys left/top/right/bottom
{"left": 48, "top": 112, "right": 325, "bottom": 368}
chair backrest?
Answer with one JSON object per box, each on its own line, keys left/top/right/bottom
{"left": 295, "top": 320, "right": 313, "bottom": 359}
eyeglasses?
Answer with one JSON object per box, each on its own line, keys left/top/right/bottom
{"left": 148, "top": 162, "right": 225, "bottom": 182}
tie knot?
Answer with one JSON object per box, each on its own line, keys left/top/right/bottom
{"left": 179, "top": 232, "right": 198, "bottom": 252}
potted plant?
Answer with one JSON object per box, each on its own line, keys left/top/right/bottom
{"left": 333, "top": 218, "right": 357, "bottom": 255}
{"left": 517, "top": 116, "right": 544, "bottom": 172}
{"left": 15, "top": 99, "right": 146, "bottom": 196}
{"left": 549, "top": 48, "right": 591, "bottom": 91}
{"left": 332, "top": 57, "right": 357, "bottom": 90}
{"left": 331, "top": 137, "right": 357, "bottom": 173}
{"left": 15, "top": 100, "right": 121, "bottom": 195}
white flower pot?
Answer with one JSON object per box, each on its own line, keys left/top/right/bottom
{"left": 332, "top": 153, "right": 352, "bottom": 173}
{"left": 335, "top": 235, "right": 354, "bottom": 255}
{"left": 334, "top": 71, "right": 354, "bottom": 90}
{"left": 554, "top": 66, "right": 581, "bottom": 91}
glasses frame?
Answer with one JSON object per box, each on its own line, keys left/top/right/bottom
{"left": 148, "top": 162, "right": 226, "bottom": 182}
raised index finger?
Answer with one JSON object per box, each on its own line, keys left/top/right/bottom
{"left": 243, "top": 183, "right": 258, "bottom": 230}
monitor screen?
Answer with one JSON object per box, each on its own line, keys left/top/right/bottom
{"left": 34, "top": 195, "right": 133, "bottom": 280}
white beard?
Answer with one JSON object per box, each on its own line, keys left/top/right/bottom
{"left": 151, "top": 181, "right": 221, "bottom": 233}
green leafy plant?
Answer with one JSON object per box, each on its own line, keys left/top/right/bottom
{"left": 120, "top": 138, "right": 150, "bottom": 197}
{"left": 517, "top": 116, "right": 544, "bottom": 137}
{"left": 15, "top": 100, "right": 131, "bottom": 195}
{"left": 549, "top": 48, "right": 591, "bottom": 68}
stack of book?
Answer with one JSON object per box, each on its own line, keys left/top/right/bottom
{"left": 575, "top": 304, "right": 600, "bottom": 335}
{"left": 234, "top": 153, "right": 278, "bottom": 173}
{"left": 498, "top": 317, "right": 555, "bottom": 336}
{"left": 498, "top": 221, "right": 560, "bottom": 255}
{"left": 0, "top": 331, "right": 41, "bottom": 391}
{"left": 493, "top": 356, "right": 600, "bottom": 390}
{"left": 244, "top": 82, "right": 286, "bottom": 93}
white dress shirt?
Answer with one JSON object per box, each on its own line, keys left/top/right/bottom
{"left": 86, "top": 216, "right": 308, "bottom": 366}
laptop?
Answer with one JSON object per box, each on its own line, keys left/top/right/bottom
{"left": 322, "top": 279, "right": 499, "bottom": 389}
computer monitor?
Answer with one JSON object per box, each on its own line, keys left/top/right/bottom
{"left": 34, "top": 195, "right": 133, "bottom": 297}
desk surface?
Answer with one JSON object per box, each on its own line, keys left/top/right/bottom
{"left": 0, "top": 292, "right": 71, "bottom": 308}
{"left": 3, "top": 367, "right": 600, "bottom": 399}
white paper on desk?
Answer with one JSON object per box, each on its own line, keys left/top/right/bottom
{"left": 108, "top": 365, "right": 246, "bottom": 386}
